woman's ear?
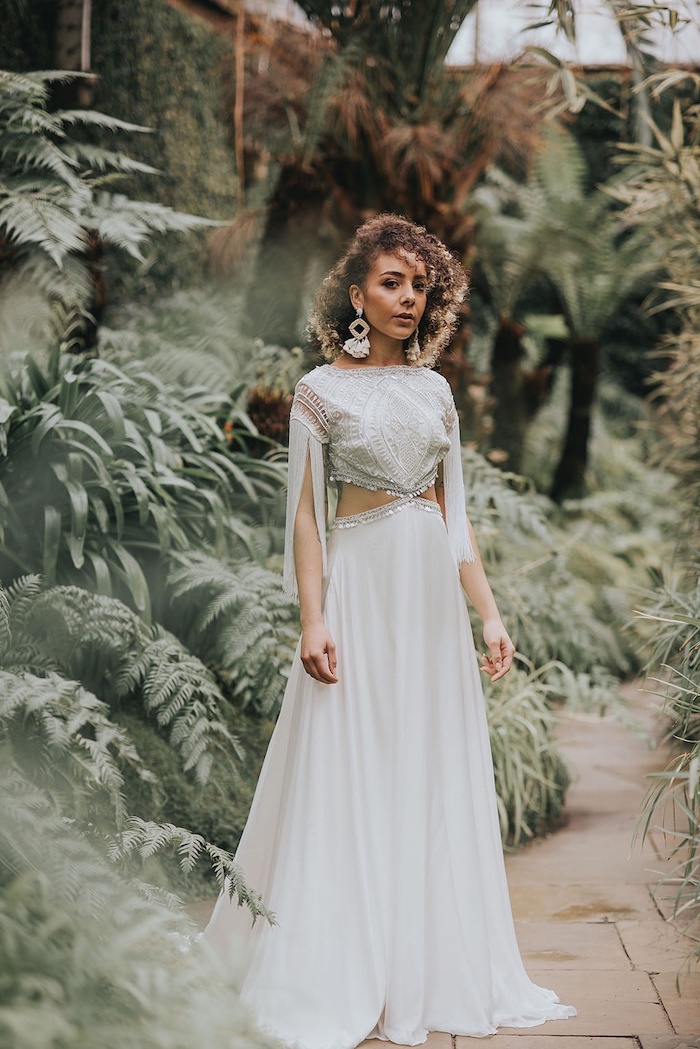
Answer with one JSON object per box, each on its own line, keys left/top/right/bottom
{"left": 348, "top": 284, "right": 363, "bottom": 311}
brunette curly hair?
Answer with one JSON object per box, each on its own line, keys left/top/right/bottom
{"left": 308, "top": 214, "right": 468, "bottom": 367}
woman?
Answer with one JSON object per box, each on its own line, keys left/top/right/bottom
{"left": 204, "top": 215, "right": 576, "bottom": 1047}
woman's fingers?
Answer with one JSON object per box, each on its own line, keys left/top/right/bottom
{"left": 481, "top": 636, "right": 515, "bottom": 682}
{"left": 301, "top": 646, "right": 338, "bottom": 684}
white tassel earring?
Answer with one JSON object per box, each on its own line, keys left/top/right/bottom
{"left": 406, "top": 329, "right": 421, "bottom": 362}
{"left": 343, "top": 307, "right": 371, "bottom": 358}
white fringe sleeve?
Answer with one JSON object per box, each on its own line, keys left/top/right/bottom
{"left": 283, "top": 380, "right": 330, "bottom": 602}
{"left": 442, "top": 401, "right": 476, "bottom": 568}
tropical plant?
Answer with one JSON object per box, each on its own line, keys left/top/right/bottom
{"left": 461, "top": 444, "right": 637, "bottom": 680}
{"left": 0, "top": 347, "right": 286, "bottom": 615}
{"left": 610, "top": 69, "right": 700, "bottom": 966}
{"left": 485, "top": 659, "right": 570, "bottom": 847}
{"left": 0, "top": 576, "right": 237, "bottom": 790}
{"left": 0, "top": 68, "right": 218, "bottom": 349}
{"left": 610, "top": 81, "right": 700, "bottom": 541}
{"left": 165, "top": 551, "right": 298, "bottom": 717}
{"left": 232, "top": 1, "right": 545, "bottom": 344}
{"left": 0, "top": 763, "right": 277, "bottom": 1049}
{"left": 544, "top": 202, "right": 661, "bottom": 501}
{"left": 0, "top": 575, "right": 270, "bottom": 918}
{"left": 471, "top": 128, "right": 590, "bottom": 470}
{"left": 637, "top": 580, "right": 700, "bottom": 965}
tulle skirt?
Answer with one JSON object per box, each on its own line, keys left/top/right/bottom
{"left": 203, "top": 495, "right": 576, "bottom": 1048}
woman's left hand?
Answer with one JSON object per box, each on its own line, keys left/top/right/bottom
{"left": 480, "top": 618, "right": 516, "bottom": 682}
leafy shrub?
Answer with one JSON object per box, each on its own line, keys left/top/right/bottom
{"left": 165, "top": 551, "right": 298, "bottom": 716}
{"left": 0, "top": 765, "right": 276, "bottom": 1049}
{"left": 0, "top": 577, "right": 269, "bottom": 916}
{"left": 0, "top": 348, "right": 286, "bottom": 614}
{"left": 462, "top": 445, "right": 632, "bottom": 679}
{"left": 485, "top": 660, "right": 570, "bottom": 847}
{"left": 0, "top": 68, "right": 216, "bottom": 340}
{"left": 637, "top": 576, "right": 700, "bottom": 963}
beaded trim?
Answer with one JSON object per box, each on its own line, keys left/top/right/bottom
{"left": 330, "top": 493, "right": 443, "bottom": 530}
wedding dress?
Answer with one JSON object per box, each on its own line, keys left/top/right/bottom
{"left": 203, "top": 363, "right": 576, "bottom": 1048}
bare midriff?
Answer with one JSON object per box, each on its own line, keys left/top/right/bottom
{"left": 335, "top": 481, "right": 439, "bottom": 519}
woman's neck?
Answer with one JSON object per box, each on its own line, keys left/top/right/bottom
{"left": 364, "top": 332, "right": 406, "bottom": 367}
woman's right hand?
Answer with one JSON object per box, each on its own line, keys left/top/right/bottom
{"left": 300, "top": 621, "right": 338, "bottom": 684}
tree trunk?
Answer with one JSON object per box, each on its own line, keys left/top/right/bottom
{"left": 245, "top": 164, "right": 329, "bottom": 347}
{"left": 53, "top": 0, "right": 94, "bottom": 108}
{"left": 550, "top": 337, "right": 602, "bottom": 502}
{"left": 490, "top": 316, "right": 528, "bottom": 472}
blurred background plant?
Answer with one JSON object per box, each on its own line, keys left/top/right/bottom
{"left": 1, "top": 0, "right": 699, "bottom": 1026}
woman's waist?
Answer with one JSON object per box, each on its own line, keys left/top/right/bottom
{"left": 335, "top": 482, "right": 440, "bottom": 520}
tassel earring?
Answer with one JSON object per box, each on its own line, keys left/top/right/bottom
{"left": 343, "top": 307, "right": 370, "bottom": 358}
{"left": 406, "top": 329, "right": 421, "bottom": 362}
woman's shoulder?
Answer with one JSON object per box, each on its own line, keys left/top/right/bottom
{"left": 294, "top": 364, "right": 332, "bottom": 395}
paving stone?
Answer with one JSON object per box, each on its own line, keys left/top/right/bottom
{"left": 510, "top": 883, "right": 658, "bottom": 923}
{"left": 358, "top": 1035, "right": 450, "bottom": 1049}
{"left": 528, "top": 969, "right": 659, "bottom": 1002}
{"left": 515, "top": 920, "right": 630, "bottom": 970}
{"left": 616, "top": 920, "right": 696, "bottom": 973}
{"left": 457, "top": 1039, "right": 637, "bottom": 1047}
{"left": 497, "top": 998, "right": 671, "bottom": 1037}
{"left": 651, "top": 973, "right": 700, "bottom": 1035}
{"left": 638, "top": 1038, "right": 700, "bottom": 1049}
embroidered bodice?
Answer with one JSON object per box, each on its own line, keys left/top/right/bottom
{"left": 283, "top": 363, "right": 474, "bottom": 599}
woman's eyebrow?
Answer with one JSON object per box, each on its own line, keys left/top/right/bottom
{"left": 379, "top": 270, "right": 427, "bottom": 278}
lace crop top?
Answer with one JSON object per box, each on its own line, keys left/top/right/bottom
{"left": 283, "top": 363, "right": 475, "bottom": 600}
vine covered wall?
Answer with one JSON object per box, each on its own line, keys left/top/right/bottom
{"left": 90, "top": 0, "right": 238, "bottom": 298}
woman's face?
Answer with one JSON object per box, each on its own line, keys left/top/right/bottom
{"left": 349, "top": 251, "right": 428, "bottom": 345}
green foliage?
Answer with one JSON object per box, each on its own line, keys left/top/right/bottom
{"left": 637, "top": 575, "right": 700, "bottom": 963}
{"left": 165, "top": 552, "right": 298, "bottom": 717}
{"left": 1, "top": 578, "right": 236, "bottom": 787}
{"left": 0, "top": 765, "right": 277, "bottom": 1049}
{"left": 0, "top": 576, "right": 270, "bottom": 920}
{"left": 0, "top": 68, "right": 217, "bottom": 332}
{"left": 0, "top": 347, "right": 285, "bottom": 614}
{"left": 90, "top": 0, "right": 238, "bottom": 298}
{"left": 461, "top": 444, "right": 633, "bottom": 679}
{"left": 100, "top": 288, "right": 255, "bottom": 392}
{"left": 485, "top": 660, "right": 570, "bottom": 847}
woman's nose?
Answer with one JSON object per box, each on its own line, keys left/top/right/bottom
{"left": 401, "top": 285, "right": 415, "bottom": 303}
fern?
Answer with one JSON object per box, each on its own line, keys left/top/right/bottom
{"left": 0, "top": 766, "right": 278, "bottom": 1049}
{"left": 165, "top": 551, "right": 298, "bottom": 716}
{"left": 1, "top": 580, "right": 237, "bottom": 786}
{"left": 0, "top": 668, "right": 144, "bottom": 825}
{"left": 0, "top": 68, "right": 218, "bottom": 325}
{"left": 109, "top": 816, "right": 273, "bottom": 925}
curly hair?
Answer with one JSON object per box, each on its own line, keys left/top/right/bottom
{"left": 308, "top": 214, "right": 468, "bottom": 368}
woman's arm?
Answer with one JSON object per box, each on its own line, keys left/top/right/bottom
{"left": 294, "top": 457, "right": 338, "bottom": 685}
{"left": 436, "top": 463, "right": 515, "bottom": 682}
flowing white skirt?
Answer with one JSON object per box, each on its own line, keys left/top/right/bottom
{"left": 203, "top": 496, "right": 576, "bottom": 1048}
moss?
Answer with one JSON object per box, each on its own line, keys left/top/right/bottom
{"left": 90, "top": 0, "right": 238, "bottom": 301}
{"left": 0, "top": 0, "right": 55, "bottom": 70}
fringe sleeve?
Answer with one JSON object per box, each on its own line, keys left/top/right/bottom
{"left": 442, "top": 401, "right": 476, "bottom": 568}
{"left": 282, "top": 380, "right": 330, "bottom": 602}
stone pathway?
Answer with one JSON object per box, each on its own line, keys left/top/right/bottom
{"left": 360, "top": 685, "right": 700, "bottom": 1049}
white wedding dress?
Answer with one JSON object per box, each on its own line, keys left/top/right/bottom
{"left": 203, "top": 363, "right": 576, "bottom": 1048}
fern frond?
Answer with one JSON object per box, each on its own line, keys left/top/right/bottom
{"left": 111, "top": 816, "right": 273, "bottom": 924}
